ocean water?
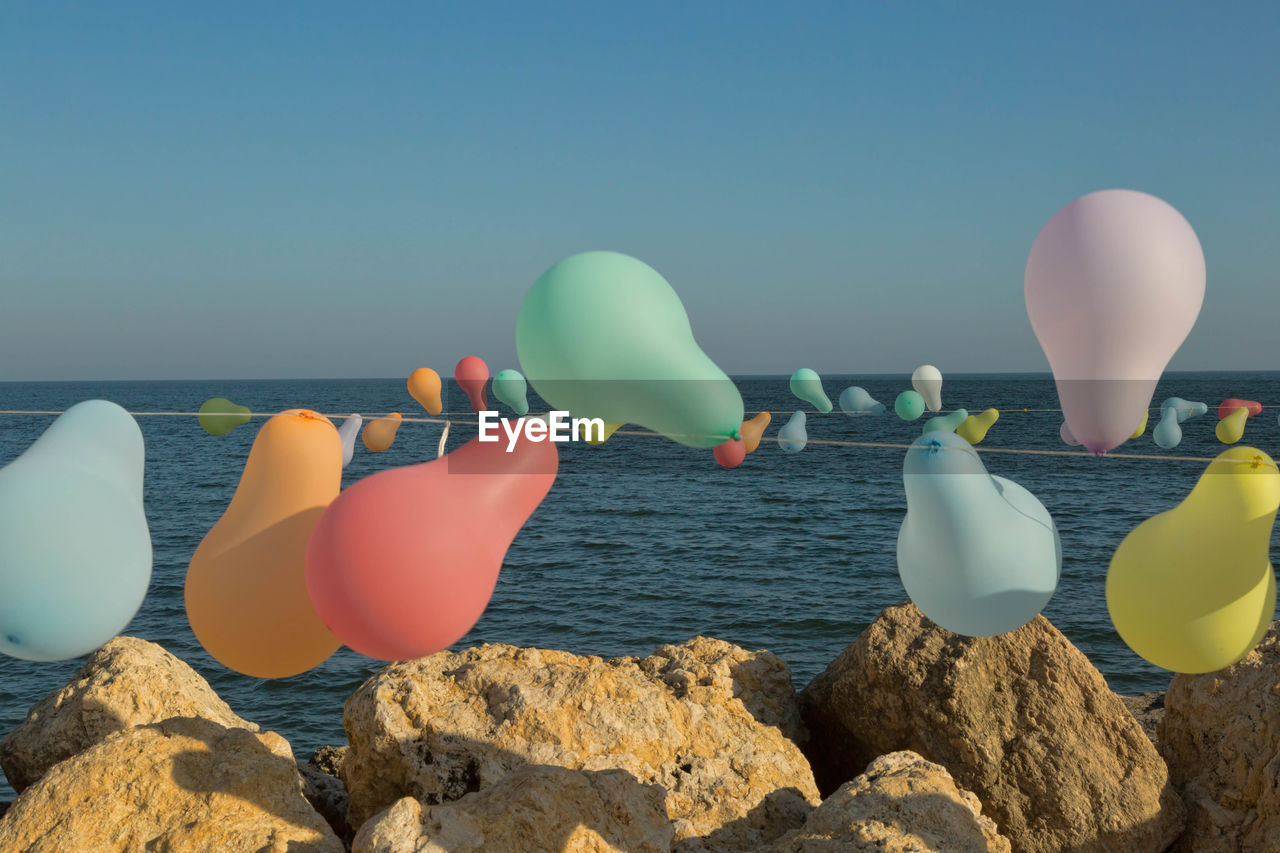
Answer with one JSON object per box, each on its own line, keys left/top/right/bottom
{"left": 1, "top": 372, "right": 1277, "bottom": 797}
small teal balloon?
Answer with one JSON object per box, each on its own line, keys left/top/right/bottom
{"left": 839, "top": 386, "right": 885, "bottom": 415}
{"left": 0, "top": 400, "right": 152, "bottom": 661}
{"left": 789, "top": 369, "right": 832, "bottom": 413}
{"left": 778, "top": 410, "right": 808, "bottom": 453}
{"left": 1161, "top": 397, "right": 1208, "bottom": 423}
{"left": 898, "top": 432, "right": 1060, "bottom": 637}
{"left": 492, "top": 369, "right": 530, "bottom": 416}
{"left": 922, "top": 409, "right": 968, "bottom": 434}
{"left": 895, "top": 391, "right": 926, "bottom": 422}
{"left": 1153, "top": 406, "right": 1183, "bottom": 449}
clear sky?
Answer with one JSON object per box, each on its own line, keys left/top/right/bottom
{"left": 2, "top": 3, "right": 1277, "bottom": 380}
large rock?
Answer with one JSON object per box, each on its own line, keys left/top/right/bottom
{"left": 800, "top": 602, "right": 1184, "bottom": 853}
{"left": 342, "top": 637, "right": 819, "bottom": 850}
{"left": 1160, "top": 621, "right": 1280, "bottom": 851}
{"left": 772, "top": 751, "right": 1010, "bottom": 852}
{"left": 0, "top": 636, "right": 254, "bottom": 792}
{"left": 1121, "top": 692, "right": 1167, "bottom": 746}
{"left": 0, "top": 716, "right": 342, "bottom": 852}
{"left": 352, "top": 764, "right": 673, "bottom": 853}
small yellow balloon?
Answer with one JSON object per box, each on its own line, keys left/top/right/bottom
{"left": 1130, "top": 410, "right": 1149, "bottom": 439}
{"left": 1106, "top": 446, "right": 1278, "bottom": 673}
{"left": 573, "top": 420, "right": 623, "bottom": 445}
{"left": 1216, "top": 407, "right": 1248, "bottom": 444}
{"left": 956, "top": 408, "right": 999, "bottom": 445}
{"left": 362, "top": 413, "right": 402, "bottom": 452}
{"left": 407, "top": 368, "right": 443, "bottom": 416}
{"left": 740, "top": 412, "right": 772, "bottom": 454}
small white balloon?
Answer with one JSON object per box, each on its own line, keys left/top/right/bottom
{"left": 338, "top": 415, "right": 363, "bottom": 467}
{"left": 911, "top": 365, "right": 944, "bottom": 412}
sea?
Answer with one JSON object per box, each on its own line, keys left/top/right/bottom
{"left": 1, "top": 372, "right": 1277, "bottom": 797}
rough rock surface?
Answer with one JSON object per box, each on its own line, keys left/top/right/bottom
{"left": 1122, "top": 692, "right": 1167, "bottom": 746}
{"left": 301, "top": 750, "right": 352, "bottom": 843}
{"left": 0, "top": 636, "right": 255, "bottom": 792}
{"left": 352, "top": 764, "right": 673, "bottom": 853}
{"left": 0, "top": 716, "right": 342, "bottom": 852}
{"left": 342, "top": 637, "right": 818, "bottom": 849}
{"left": 1161, "top": 622, "right": 1280, "bottom": 852}
{"left": 772, "top": 751, "right": 1011, "bottom": 853}
{"left": 799, "top": 602, "right": 1184, "bottom": 853}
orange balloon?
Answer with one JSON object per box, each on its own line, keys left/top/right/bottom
{"left": 740, "top": 412, "right": 772, "bottom": 454}
{"left": 185, "top": 410, "right": 342, "bottom": 678}
{"left": 362, "top": 413, "right": 402, "bottom": 452}
{"left": 407, "top": 368, "right": 443, "bottom": 416}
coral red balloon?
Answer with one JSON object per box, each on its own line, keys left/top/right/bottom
{"left": 305, "top": 432, "right": 557, "bottom": 661}
{"left": 714, "top": 437, "right": 745, "bottom": 468}
{"left": 455, "top": 356, "right": 489, "bottom": 413}
{"left": 1218, "top": 399, "right": 1262, "bottom": 420}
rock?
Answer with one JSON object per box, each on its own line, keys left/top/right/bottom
{"left": 1121, "top": 692, "right": 1167, "bottom": 746}
{"left": 342, "top": 637, "right": 819, "bottom": 850}
{"left": 1160, "top": 621, "right": 1280, "bottom": 852}
{"left": 313, "top": 744, "right": 349, "bottom": 777}
{"left": 771, "top": 751, "right": 1011, "bottom": 852}
{"left": 0, "top": 636, "right": 255, "bottom": 792}
{"left": 301, "top": 753, "right": 352, "bottom": 844}
{"left": 351, "top": 764, "right": 673, "bottom": 853}
{"left": 799, "top": 602, "right": 1184, "bottom": 853}
{"left": 0, "top": 716, "right": 342, "bottom": 852}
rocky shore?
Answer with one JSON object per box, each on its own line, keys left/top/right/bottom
{"left": 0, "top": 602, "right": 1275, "bottom": 852}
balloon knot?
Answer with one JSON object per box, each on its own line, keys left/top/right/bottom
{"left": 1253, "top": 454, "right": 1263, "bottom": 469}
{"left": 927, "top": 439, "right": 942, "bottom": 454}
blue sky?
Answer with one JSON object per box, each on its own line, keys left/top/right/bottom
{"left": 2, "top": 3, "right": 1277, "bottom": 380}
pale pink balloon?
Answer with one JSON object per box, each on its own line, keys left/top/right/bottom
{"left": 1025, "top": 190, "right": 1204, "bottom": 455}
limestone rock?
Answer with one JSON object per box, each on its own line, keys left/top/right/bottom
{"left": 0, "top": 716, "right": 342, "bottom": 852}
{"left": 799, "top": 602, "right": 1184, "bottom": 853}
{"left": 772, "top": 751, "right": 1010, "bottom": 852}
{"left": 1161, "top": 621, "right": 1280, "bottom": 852}
{"left": 301, "top": 750, "right": 351, "bottom": 843}
{"left": 0, "top": 636, "right": 254, "bottom": 792}
{"left": 342, "top": 637, "right": 818, "bottom": 849}
{"left": 352, "top": 764, "right": 673, "bottom": 853}
{"left": 1121, "top": 692, "right": 1167, "bottom": 746}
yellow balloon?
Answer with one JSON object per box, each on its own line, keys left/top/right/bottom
{"left": 1216, "top": 406, "right": 1248, "bottom": 444}
{"left": 362, "top": 413, "right": 402, "bottom": 452}
{"left": 1106, "top": 447, "right": 1278, "bottom": 673}
{"left": 740, "top": 412, "right": 772, "bottom": 454}
{"left": 572, "top": 420, "right": 623, "bottom": 445}
{"left": 956, "top": 408, "right": 999, "bottom": 445}
{"left": 1130, "top": 410, "right": 1149, "bottom": 439}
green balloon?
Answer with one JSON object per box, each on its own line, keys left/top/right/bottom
{"left": 789, "top": 368, "right": 832, "bottom": 413}
{"left": 922, "top": 408, "right": 969, "bottom": 434}
{"left": 492, "top": 369, "right": 530, "bottom": 416}
{"left": 895, "top": 391, "right": 926, "bottom": 422}
{"left": 516, "top": 251, "right": 744, "bottom": 448}
{"left": 198, "top": 398, "right": 251, "bottom": 436}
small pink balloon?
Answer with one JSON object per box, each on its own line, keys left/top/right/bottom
{"left": 1025, "top": 190, "right": 1205, "bottom": 455}
{"left": 455, "top": 356, "right": 489, "bottom": 413}
{"left": 713, "top": 437, "right": 745, "bottom": 468}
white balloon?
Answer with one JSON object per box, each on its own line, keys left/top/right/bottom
{"left": 338, "top": 414, "right": 362, "bottom": 467}
{"left": 911, "top": 365, "right": 944, "bottom": 412}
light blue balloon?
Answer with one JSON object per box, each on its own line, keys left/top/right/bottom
{"left": 0, "top": 400, "right": 152, "bottom": 661}
{"left": 838, "top": 386, "right": 885, "bottom": 415}
{"left": 922, "top": 408, "right": 968, "bottom": 434}
{"left": 493, "top": 369, "right": 530, "bottom": 416}
{"left": 1153, "top": 407, "right": 1183, "bottom": 449}
{"left": 778, "top": 410, "right": 808, "bottom": 453}
{"left": 1161, "top": 397, "right": 1208, "bottom": 422}
{"left": 897, "top": 432, "right": 1060, "bottom": 637}
{"left": 895, "top": 391, "right": 925, "bottom": 422}
{"left": 790, "top": 369, "right": 832, "bottom": 413}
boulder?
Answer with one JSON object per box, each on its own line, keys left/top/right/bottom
{"left": 799, "top": 602, "right": 1184, "bottom": 853}
{"left": 0, "top": 636, "right": 254, "bottom": 792}
{"left": 1121, "top": 692, "right": 1167, "bottom": 746}
{"left": 771, "top": 751, "right": 1010, "bottom": 852}
{"left": 301, "top": 749, "right": 352, "bottom": 843}
{"left": 352, "top": 764, "right": 673, "bottom": 853}
{"left": 0, "top": 716, "right": 342, "bottom": 852}
{"left": 1161, "top": 621, "right": 1280, "bottom": 852}
{"left": 342, "top": 637, "right": 818, "bottom": 849}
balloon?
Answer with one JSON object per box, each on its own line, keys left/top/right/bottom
{"left": 838, "top": 387, "right": 885, "bottom": 415}
{"left": 1130, "top": 410, "right": 1150, "bottom": 439}
{"left": 198, "top": 398, "right": 250, "bottom": 436}
{"left": 789, "top": 369, "right": 832, "bottom": 413}
{"left": 1153, "top": 407, "right": 1183, "bottom": 450}
{"left": 911, "top": 365, "right": 944, "bottom": 412}
{"left": 898, "top": 432, "right": 1061, "bottom": 637}
{"left": 185, "top": 410, "right": 341, "bottom": 677}
{"left": 407, "top": 368, "right": 443, "bottom": 416}
{"left": 1060, "top": 421, "right": 1081, "bottom": 446}
{"left": 337, "top": 415, "right": 362, "bottom": 468}
{"left": 1161, "top": 398, "right": 1208, "bottom": 422}
{"left": 492, "top": 369, "right": 530, "bottom": 416}
{"left": 956, "top": 409, "right": 999, "bottom": 445}
{"left": 1107, "top": 447, "right": 1277, "bottom": 673}
{"left": 778, "top": 411, "right": 807, "bottom": 453}
{"left": 895, "top": 391, "right": 925, "bottom": 422}
{"left": 1025, "top": 190, "right": 1205, "bottom": 454}
{"left": 1218, "top": 399, "right": 1262, "bottom": 420}
{"left": 1217, "top": 407, "right": 1249, "bottom": 445}
{"left": 362, "top": 413, "right": 402, "bottom": 452}
{"left": 0, "top": 401, "right": 151, "bottom": 662}
{"left": 714, "top": 438, "right": 745, "bottom": 468}
{"left": 516, "top": 251, "right": 744, "bottom": 448}
{"left": 572, "top": 420, "right": 623, "bottom": 445}
{"left": 922, "top": 409, "right": 968, "bottom": 434}
{"left": 739, "top": 412, "right": 771, "bottom": 454}
{"left": 305, "top": 431, "right": 558, "bottom": 661}
{"left": 456, "top": 356, "right": 489, "bottom": 413}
